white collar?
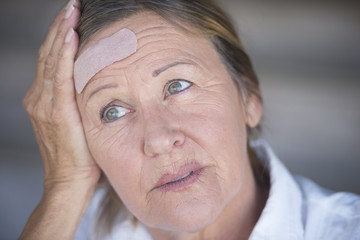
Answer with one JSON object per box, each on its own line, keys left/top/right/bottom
{"left": 249, "top": 139, "right": 305, "bottom": 239}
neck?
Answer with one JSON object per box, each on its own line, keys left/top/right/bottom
{"left": 146, "top": 162, "right": 269, "bottom": 240}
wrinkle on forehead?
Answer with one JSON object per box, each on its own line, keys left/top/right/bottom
{"left": 74, "top": 28, "right": 138, "bottom": 93}
{"left": 76, "top": 12, "right": 216, "bottom": 96}
{"left": 74, "top": 15, "right": 176, "bottom": 94}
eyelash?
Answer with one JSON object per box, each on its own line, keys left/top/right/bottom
{"left": 100, "top": 102, "right": 117, "bottom": 121}
{"left": 164, "top": 79, "right": 193, "bottom": 97}
{"left": 100, "top": 79, "right": 193, "bottom": 122}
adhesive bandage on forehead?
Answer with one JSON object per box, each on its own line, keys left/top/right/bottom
{"left": 74, "top": 28, "right": 138, "bottom": 93}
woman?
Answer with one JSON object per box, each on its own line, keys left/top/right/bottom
{"left": 20, "top": 0, "right": 359, "bottom": 239}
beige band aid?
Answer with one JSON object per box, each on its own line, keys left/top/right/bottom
{"left": 74, "top": 28, "right": 138, "bottom": 93}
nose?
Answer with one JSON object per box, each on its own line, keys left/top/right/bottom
{"left": 142, "top": 107, "right": 185, "bottom": 157}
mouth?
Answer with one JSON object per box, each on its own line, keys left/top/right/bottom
{"left": 153, "top": 163, "right": 205, "bottom": 192}
{"left": 168, "top": 171, "right": 193, "bottom": 184}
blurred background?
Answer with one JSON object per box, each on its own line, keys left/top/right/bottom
{"left": 0, "top": 0, "right": 359, "bottom": 239}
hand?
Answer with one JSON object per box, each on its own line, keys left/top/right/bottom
{"left": 23, "top": 0, "right": 100, "bottom": 192}
{"left": 20, "top": 1, "right": 101, "bottom": 239}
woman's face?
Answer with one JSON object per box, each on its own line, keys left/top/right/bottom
{"left": 77, "top": 12, "right": 261, "bottom": 232}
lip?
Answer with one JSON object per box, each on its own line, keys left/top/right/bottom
{"left": 153, "top": 163, "right": 205, "bottom": 192}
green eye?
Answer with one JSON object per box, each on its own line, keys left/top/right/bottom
{"left": 167, "top": 80, "right": 192, "bottom": 95}
{"left": 102, "top": 106, "right": 130, "bottom": 122}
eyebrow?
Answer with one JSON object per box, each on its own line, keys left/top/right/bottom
{"left": 152, "top": 61, "right": 191, "bottom": 78}
{"left": 86, "top": 61, "right": 192, "bottom": 102}
{"left": 87, "top": 83, "right": 118, "bottom": 101}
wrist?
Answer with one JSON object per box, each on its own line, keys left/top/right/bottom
{"left": 42, "top": 174, "right": 98, "bottom": 213}
{"left": 20, "top": 179, "right": 97, "bottom": 240}
{"left": 43, "top": 164, "right": 101, "bottom": 192}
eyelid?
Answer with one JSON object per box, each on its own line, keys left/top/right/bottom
{"left": 100, "top": 102, "right": 130, "bottom": 123}
{"left": 164, "top": 79, "right": 193, "bottom": 97}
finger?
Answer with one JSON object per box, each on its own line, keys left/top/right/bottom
{"left": 32, "top": 1, "right": 75, "bottom": 104}
{"left": 42, "top": 3, "right": 80, "bottom": 100}
{"left": 41, "top": 0, "right": 77, "bottom": 60}
{"left": 53, "top": 27, "right": 79, "bottom": 110}
{"left": 33, "top": 1, "right": 73, "bottom": 89}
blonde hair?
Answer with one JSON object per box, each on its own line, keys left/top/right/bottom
{"left": 77, "top": 0, "right": 269, "bottom": 237}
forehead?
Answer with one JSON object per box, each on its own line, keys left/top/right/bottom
{"left": 78, "top": 11, "right": 216, "bottom": 68}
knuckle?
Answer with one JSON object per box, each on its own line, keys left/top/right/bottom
{"left": 45, "top": 53, "right": 56, "bottom": 72}
{"left": 32, "top": 95, "right": 52, "bottom": 120}
{"left": 48, "top": 21, "right": 58, "bottom": 35}
{"left": 54, "top": 50, "right": 72, "bottom": 86}
{"left": 36, "top": 104, "right": 52, "bottom": 124}
{"left": 54, "top": 71, "right": 65, "bottom": 86}
{"left": 55, "top": 27, "right": 66, "bottom": 41}
{"left": 58, "top": 46, "right": 70, "bottom": 59}
{"left": 38, "top": 45, "right": 47, "bottom": 63}
{"left": 33, "top": 103, "right": 44, "bottom": 119}
{"left": 23, "top": 88, "right": 32, "bottom": 101}
{"left": 50, "top": 108, "right": 64, "bottom": 126}
{"left": 23, "top": 89, "right": 35, "bottom": 112}
{"left": 22, "top": 97, "right": 31, "bottom": 112}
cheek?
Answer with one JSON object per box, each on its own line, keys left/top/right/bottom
{"left": 177, "top": 90, "right": 248, "bottom": 190}
{"left": 82, "top": 117, "right": 145, "bottom": 196}
{"left": 87, "top": 125, "right": 151, "bottom": 215}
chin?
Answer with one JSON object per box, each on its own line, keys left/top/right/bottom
{"left": 144, "top": 192, "right": 224, "bottom": 233}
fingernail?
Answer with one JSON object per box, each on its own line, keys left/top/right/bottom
{"left": 65, "top": 28, "right": 74, "bottom": 43}
{"left": 65, "top": 0, "right": 76, "bottom": 9}
{"left": 65, "top": 4, "right": 75, "bottom": 19}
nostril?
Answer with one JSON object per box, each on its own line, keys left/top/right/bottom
{"left": 147, "top": 152, "right": 159, "bottom": 158}
{"left": 174, "top": 129, "right": 185, "bottom": 147}
{"left": 174, "top": 138, "right": 185, "bottom": 148}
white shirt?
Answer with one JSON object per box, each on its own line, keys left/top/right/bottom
{"left": 249, "top": 140, "right": 360, "bottom": 239}
{"left": 75, "top": 140, "right": 360, "bottom": 239}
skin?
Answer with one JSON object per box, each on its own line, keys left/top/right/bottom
{"left": 20, "top": 1, "right": 267, "bottom": 239}
{"left": 74, "top": 28, "right": 137, "bottom": 93}
{"left": 21, "top": 1, "right": 100, "bottom": 239}
{"left": 77, "top": 11, "right": 266, "bottom": 240}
